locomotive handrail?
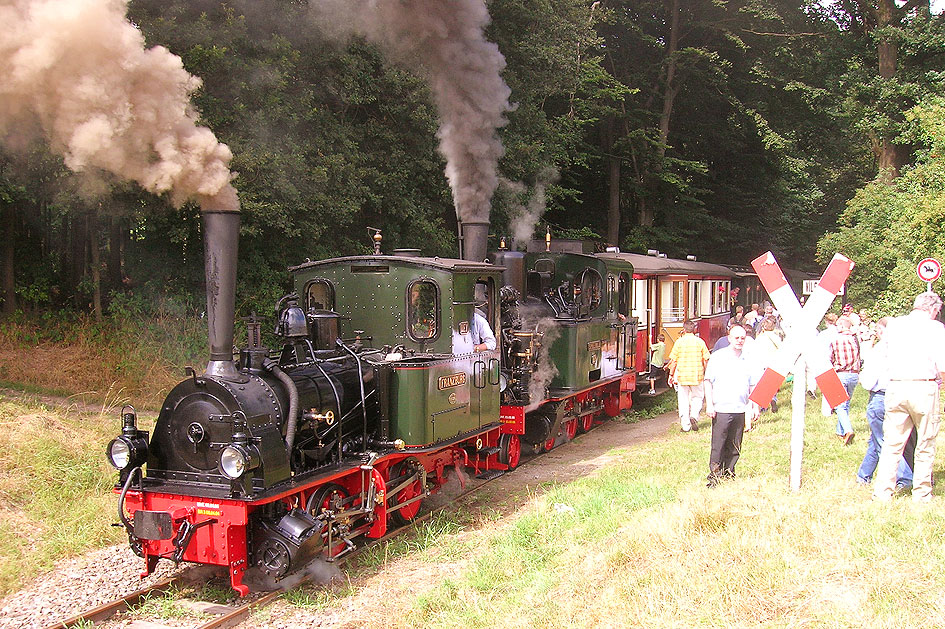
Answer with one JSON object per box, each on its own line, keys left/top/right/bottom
{"left": 336, "top": 338, "right": 370, "bottom": 456}
{"left": 115, "top": 466, "right": 145, "bottom": 557}
{"left": 312, "top": 360, "right": 344, "bottom": 464}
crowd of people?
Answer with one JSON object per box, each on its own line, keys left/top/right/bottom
{"left": 656, "top": 290, "right": 945, "bottom": 500}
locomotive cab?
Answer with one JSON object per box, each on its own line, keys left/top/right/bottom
{"left": 289, "top": 254, "right": 504, "bottom": 446}
{"left": 488, "top": 239, "right": 637, "bottom": 452}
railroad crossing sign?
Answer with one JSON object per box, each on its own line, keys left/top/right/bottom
{"left": 749, "top": 252, "right": 855, "bottom": 409}
{"left": 917, "top": 258, "right": 941, "bottom": 287}
{"left": 748, "top": 251, "right": 855, "bottom": 491}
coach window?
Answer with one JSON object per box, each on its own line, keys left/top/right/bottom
{"left": 407, "top": 279, "right": 439, "bottom": 341}
{"left": 689, "top": 281, "right": 700, "bottom": 318}
{"left": 715, "top": 282, "right": 727, "bottom": 313}
{"left": 306, "top": 279, "right": 335, "bottom": 311}
{"left": 670, "top": 280, "right": 684, "bottom": 321}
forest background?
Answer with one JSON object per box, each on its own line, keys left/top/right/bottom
{"left": 1, "top": 0, "right": 945, "bottom": 369}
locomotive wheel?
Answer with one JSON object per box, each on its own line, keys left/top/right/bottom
{"left": 542, "top": 435, "right": 556, "bottom": 453}
{"left": 498, "top": 433, "right": 521, "bottom": 470}
{"left": 306, "top": 483, "right": 349, "bottom": 530}
{"left": 578, "top": 413, "right": 594, "bottom": 433}
{"left": 388, "top": 458, "right": 425, "bottom": 526}
{"left": 565, "top": 418, "right": 578, "bottom": 441}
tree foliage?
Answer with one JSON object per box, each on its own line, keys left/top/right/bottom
{"left": 819, "top": 99, "right": 945, "bottom": 314}
{"left": 0, "top": 0, "right": 942, "bottom": 321}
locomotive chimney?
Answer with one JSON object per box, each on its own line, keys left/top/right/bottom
{"left": 202, "top": 208, "right": 242, "bottom": 381}
{"left": 460, "top": 220, "right": 489, "bottom": 262}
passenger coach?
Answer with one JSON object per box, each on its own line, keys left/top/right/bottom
{"left": 595, "top": 249, "right": 735, "bottom": 375}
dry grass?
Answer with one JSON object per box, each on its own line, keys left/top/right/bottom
{"left": 0, "top": 319, "right": 198, "bottom": 410}
{"left": 0, "top": 395, "right": 138, "bottom": 594}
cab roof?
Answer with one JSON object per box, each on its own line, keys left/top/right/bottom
{"left": 289, "top": 254, "right": 502, "bottom": 274}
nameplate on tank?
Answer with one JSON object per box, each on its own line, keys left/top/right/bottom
{"left": 437, "top": 372, "right": 467, "bottom": 390}
{"left": 350, "top": 265, "right": 389, "bottom": 273}
{"left": 586, "top": 340, "right": 602, "bottom": 352}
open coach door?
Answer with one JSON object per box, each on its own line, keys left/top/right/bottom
{"left": 472, "top": 276, "right": 501, "bottom": 430}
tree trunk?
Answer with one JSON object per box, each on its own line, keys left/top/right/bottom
{"left": 1, "top": 205, "right": 15, "bottom": 315}
{"left": 607, "top": 154, "right": 621, "bottom": 244}
{"left": 90, "top": 205, "right": 103, "bottom": 322}
{"left": 107, "top": 214, "right": 124, "bottom": 291}
{"left": 640, "top": 0, "right": 682, "bottom": 228}
{"left": 875, "top": 0, "right": 903, "bottom": 179}
{"left": 602, "top": 116, "right": 621, "bottom": 245}
{"left": 69, "top": 209, "right": 89, "bottom": 308}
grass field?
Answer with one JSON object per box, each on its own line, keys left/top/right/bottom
{"left": 285, "top": 387, "right": 945, "bottom": 628}
{"left": 0, "top": 393, "right": 145, "bottom": 595}
{"left": 3, "top": 384, "right": 945, "bottom": 627}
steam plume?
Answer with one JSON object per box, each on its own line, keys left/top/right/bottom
{"left": 526, "top": 317, "right": 561, "bottom": 411}
{"left": 0, "top": 0, "right": 238, "bottom": 211}
{"left": 505, "top": 166, "right": 559, "bottom": 247}
{"left": 311, "top": 0, "right": 512, "bottom": 224}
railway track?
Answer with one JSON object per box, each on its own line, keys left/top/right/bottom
{"left": 42, "top": 442, "right": 553, "bottom": 629}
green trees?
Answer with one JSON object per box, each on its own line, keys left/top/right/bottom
{"left": 817, "top": 3, "right": 945, "bottom": 310}
{"left": 819, "top": 100, "right": 945, "bottom": 312}
{"left": 0, "top": 0, "right": 941, "bottom": 319}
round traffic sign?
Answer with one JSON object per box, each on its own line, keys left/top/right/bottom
{"left": 917, "top": 258, "right": 942, "bottom": 283}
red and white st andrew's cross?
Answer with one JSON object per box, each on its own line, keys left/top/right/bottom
{"left": 747, "top": 252, "right": 855, "bottom": 409}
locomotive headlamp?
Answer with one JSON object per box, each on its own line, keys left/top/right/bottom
{"left": 219, "top": 414, "right": 260, "bottom": 480}
{"left": 219, "top": 443, "right": 260, "bottom": 479}
{"left": 108, "top": 438, "right": 132, "bottom": 469}
{"left": 107, "top": 406, "right": 149, "bottom": 470}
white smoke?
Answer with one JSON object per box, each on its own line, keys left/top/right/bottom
{"left": 505, "top": 166, "right": 559, "bottom": 247}
{"left": 310, "top": 0, "right": 512, "bottom": 224}
{"left": 526, "top": 316, "right": 561, "bottom": 411}
{"left": 0, "top": 0, "right": 238, "bottom": 210}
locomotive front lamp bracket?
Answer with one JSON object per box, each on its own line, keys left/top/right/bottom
{"left": 107, "top": 405, "right": 149, "bottom": 473}
{"left": 219, "top": 412, "right": 261, "bottom": 480}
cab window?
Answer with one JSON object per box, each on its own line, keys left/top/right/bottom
{"left": 607, "top": 275, "right": 617, "bottom": 314}
{"left": 577, "top": 268, "right": 603, "bottom": 313}
{"left": 306, "top": 279, "right": 335, "bottom": 311}
{"left": 618, "top": 272, "right": 631, "bottom": 317}
{"left": 407, "top": 280, "right": 439, "bottom": 341}
{"left": 474, "top": 278, "right": 495, "bottom": 321}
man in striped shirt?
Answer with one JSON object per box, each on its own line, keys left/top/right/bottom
{"left": 668, "top": 320, "right": 710, "bottom": 432}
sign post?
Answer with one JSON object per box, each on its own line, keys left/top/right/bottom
{"left": 749, "top": 252, "right": 855, "bottom": 491}
{"left": 916, "top": 258, "right": 941, "bottom": 292}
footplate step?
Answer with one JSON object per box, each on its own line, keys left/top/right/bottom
{"left": 475, "top": 470, "right": 505, "bottom": 480}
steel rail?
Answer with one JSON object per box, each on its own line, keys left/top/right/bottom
{"left": 43, "top": 573, "right": 192, "bottom": 629}
{"left": 190, "top": 462, "right": 520, "bottom": 629}
{"left": 43, "top": 417, "right": 603, "bottom": 629}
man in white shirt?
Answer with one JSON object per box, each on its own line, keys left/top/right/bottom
{"left": 873, "top": 292, "right": 945, "bottom": 502}
{"left": 470, "top": 310, "right": 496, "bottom": 352}
{"left": 703, "top": 323, "right": 760, "bottom": 487}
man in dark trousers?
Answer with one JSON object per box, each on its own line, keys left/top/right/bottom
{"left": 703, "top": 323, "right": 759, "bottom": 487}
